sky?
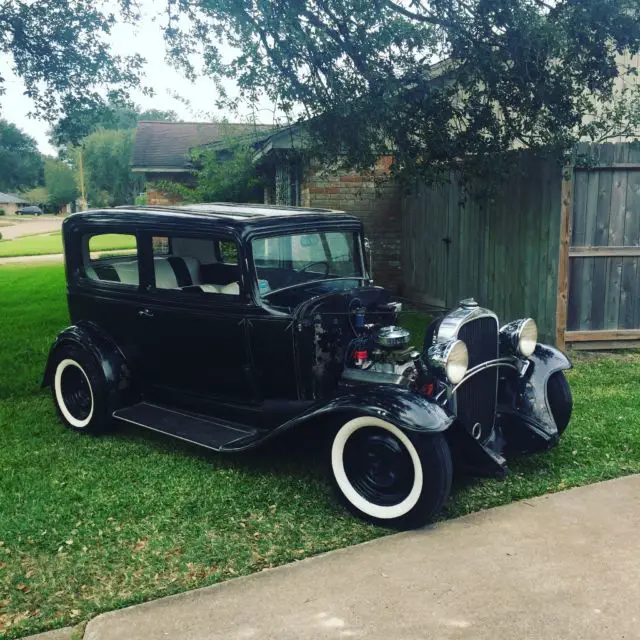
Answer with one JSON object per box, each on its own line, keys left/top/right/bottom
{"left": 0, "top": 2, "right": 277, "bottom": 156}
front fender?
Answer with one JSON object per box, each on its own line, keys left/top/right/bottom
{"left": 222, "top": 385, "right": 454, "bottom": 452}
{"left": 42, "top": 321, "right": 134, "bottom": 412}
{"left": 523, "top": 344, "right": 572, "bottom": 430}
{"left": 311, "top": 385, "right": 454, "bottom": 433}
{"left": 499, "top": 343, "right": 572, "bottom": 448}
{"left": 288, "top": 385, "right": 453, "bottom": 436}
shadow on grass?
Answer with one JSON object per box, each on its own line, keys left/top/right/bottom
{"left": 114, "top": 420, "right": 330, "bottom": 481}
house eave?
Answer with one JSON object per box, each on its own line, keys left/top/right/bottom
{"left": 131, "top": 167, "right": 193, "bottom": 174}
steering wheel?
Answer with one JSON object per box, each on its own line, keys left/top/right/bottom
{"left": 296, "top": 260, "right": 330, "bottom": 277}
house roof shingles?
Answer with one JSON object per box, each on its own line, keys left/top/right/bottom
{"left": 131, "top": 121, "right": 274, "bottom": 172}
{"left": 0, "top": 192, "right": 28, "bottom": 204}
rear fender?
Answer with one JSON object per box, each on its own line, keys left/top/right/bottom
{"left": 42, "top": 321, "right": 134, "bottom": 412}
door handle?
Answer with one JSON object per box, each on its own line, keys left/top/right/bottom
{"left": 138, "top": 308, "right": 154, "bottom": 318}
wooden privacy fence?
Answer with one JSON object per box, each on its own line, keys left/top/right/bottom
{"left": 401, "top": 142, "right": 640, "bottom": 350}
{"left": 401, "top": 151, "right": 563, "bottom": 345}
{"left": 565, "top": 143, "right": 640, "bottom": 349}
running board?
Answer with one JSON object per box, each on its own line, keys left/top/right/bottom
{"left": 113, "top": 402, "right": 259, "bottom": 452}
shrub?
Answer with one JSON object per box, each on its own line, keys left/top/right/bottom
{"left": 0, "top": 209, "right": 5, "bottom": 216}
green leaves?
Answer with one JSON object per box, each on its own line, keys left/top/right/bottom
{"left": 80, "top": 129, "right": 142, "bottom": 207}
{"left": 156, "top": 137, "right": 264, "bottom": 204}
{"left": 161, "top": 0, "right": 640, "bottom": 184}
{"left": 0, "top": 120, "right": 43, "bottom": 193}
{"left": 44, "top": 159, "right": 78, "bottom": 210}
{"left": 0, "top": 1, "right": 146, "bottom": 134}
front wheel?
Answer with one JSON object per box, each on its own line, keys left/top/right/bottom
{"left": 330, "top": 416, "right": 452, "bottom": 529}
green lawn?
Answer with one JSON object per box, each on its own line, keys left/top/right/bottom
{"left": 1, "top": 263, "right": 640, "bottom": 637}
{"left": 0, "top": 233, "right": 136, "bottom": 258}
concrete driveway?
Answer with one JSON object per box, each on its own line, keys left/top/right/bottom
{"left": 49, "top": 475, "right": 638, "bottom": 640}
{"left": 0, "top": 216, "right": 63, "bottom": 240}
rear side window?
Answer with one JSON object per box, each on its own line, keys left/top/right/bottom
{"left": 150, "top": 234, "right": 241, "bottom": 295}
{"left": 82, "top": 233, "right": 139, "bottom": 286}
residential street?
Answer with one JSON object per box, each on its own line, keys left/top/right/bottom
{"left": 0, "top": 217, "right": 63, "bottom": 240}
{"left": 35, "top": 475, "right": 638, "bottom": 640}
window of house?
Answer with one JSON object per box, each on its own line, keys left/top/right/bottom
{"left": 83, "top": 233, "right": 139, "bottom": 285}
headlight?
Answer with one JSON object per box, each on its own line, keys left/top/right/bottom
{"left": 426, "top": 339, "right": 469, "bottom": 384}
{"left": 500, "top": 318, "right": 538, "bottom": 357}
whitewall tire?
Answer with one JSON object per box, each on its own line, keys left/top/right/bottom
{"left": 50, "top": 345, "right": 111, "bottom": 434}
{"left": 54, "top": 359, "right": 94, "bottom": 428}
{"left": 330, "top": 416, "right": 453, "bottom": 529}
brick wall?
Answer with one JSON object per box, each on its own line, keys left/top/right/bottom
{"left": 0, "top": 202, "right": 21, "bottom": 215}
{"left": 146, "top": 188, "right": 182, "bottom": 206}
{"left": 301, "top": 156, "right": 402, "bottom": 293}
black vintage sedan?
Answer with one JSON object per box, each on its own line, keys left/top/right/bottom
{"left": 43, "top": 203, "right": 572, "bottom": 529}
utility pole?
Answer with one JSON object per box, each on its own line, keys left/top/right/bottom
{"left": 78, "top": 147, "right": 88, "bottom": 211}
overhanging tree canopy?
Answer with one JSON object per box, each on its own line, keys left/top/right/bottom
{"left": 0, "top": 0, "right": 145, "bottom": 141}
{"left": 161, "top": 0, "right": 640, "bottom": 179}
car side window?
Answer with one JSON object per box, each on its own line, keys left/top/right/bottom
{"left": 82, "top": 233, "right": 139, "bottom": 286}
{"left": 151, "top": 235, "right": 241, "bottom": 296}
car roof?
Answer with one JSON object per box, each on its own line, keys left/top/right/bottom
{"left": 65, "top": 203, "right": 362, "bottom": 237}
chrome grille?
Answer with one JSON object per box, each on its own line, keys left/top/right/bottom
{"left": 455, "top": 316, "right": 499, "bottom": 442}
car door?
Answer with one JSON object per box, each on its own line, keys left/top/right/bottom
{"left": 134, "top": 232, "right": 254, "bottom": 405}
{"left": 68, "top": 227, "right": 144, "bottom": 363}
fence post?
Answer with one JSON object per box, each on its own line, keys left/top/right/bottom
{"left": 555, "top": 161, "right": 574, "bottom": 350}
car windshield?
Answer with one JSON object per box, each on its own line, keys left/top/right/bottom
{"left": 252, "top": 231, "right": 363, "bottom": 295}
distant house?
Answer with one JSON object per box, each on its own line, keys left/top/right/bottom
{"left": 131, "top": 119, "right": 403, "bottom": 293}
{"left": 131, "top": 121, "right": 273, "bottom": 205}
{"left": 0, "top": 192, "right": 28, "bottom": 215}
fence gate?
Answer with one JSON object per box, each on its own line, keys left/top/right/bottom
{"left": 566, "top": 142, "right": 640, "bottom": 349}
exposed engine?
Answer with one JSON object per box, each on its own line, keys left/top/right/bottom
{"left": 342, "top": 325, "right": 422, "bottom": 388}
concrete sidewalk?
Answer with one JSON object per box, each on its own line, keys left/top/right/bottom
{"left": 75, "top": 475, "right": 640, "bottom": 640}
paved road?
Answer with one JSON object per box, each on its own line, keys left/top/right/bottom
{"left": 0, "top": 216, "right": 63, "bottom": 240}
{"left": 74, "top": 475, "right": 640, "bottom": 640}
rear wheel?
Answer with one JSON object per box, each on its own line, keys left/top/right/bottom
{"left": 330, "top": 416, "right": 452, "bottom": 529}
{"left": 51, "top": 345, "right": 111, "bottom": 434}
{"left": 547, "top": 371, "right": 572, "bottom": 436}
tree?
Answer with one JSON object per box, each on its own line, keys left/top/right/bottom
{"left": 0, "top": 119, "right": 43, "bottom": 192}
{"left": 138, "top": 109, "right": 179, "bottom": 122}
{"left": 156, "top": 141, "right": 263, "bottom": 204}
{"left": 22, "top": 186, "right": 49, "bottom": 206}
{"left": 81, "top": 128, "right": 142, "bottom": 207}
{"left": 51, "top": 103, "right": 177, "bottom": 206}
{"left": 0, "top": 1, "right": 144, "bottom": 138}
{"left": 51, "top": 102, "right": 179, "bottom": 148}
{"left": 161, "top": 0, "right": 640, "bottom": 181}
{"left": 45, "top": 159, "right": 79, "bottom": 210}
